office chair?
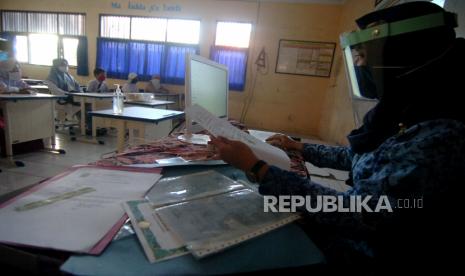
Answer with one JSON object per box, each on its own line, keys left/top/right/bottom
{"left": 44, "top": 81, "right": 80, "bottom": 136}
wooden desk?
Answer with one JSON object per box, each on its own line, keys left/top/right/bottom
{"left": 90, "top": 107, "right": 184, "bottom": 153}
{"left": 0, "top": 93, "right": 66, "bottom": 165}
{"left": 124, "top": 99, "right": 175, "bottom": 109}
{"left": 71, "top": 93, "right": 114, "bottom": 137}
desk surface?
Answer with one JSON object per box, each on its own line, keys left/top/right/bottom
{"left": 124, "top": 99, "right": 175, "bottom": 107}
{"left": 0, "top": 92, "right": 66, "bottom": 101}
{"left": 71, "top": 92, "right": 114, "bottom": 98}
{"left": 89, "top": 106, "right": 184, "bottom": 123}
{"left": 62, "top": 224, "right": 323, "bottom": 275}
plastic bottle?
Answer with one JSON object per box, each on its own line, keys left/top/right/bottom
{"left": 113, "top": 84, "right": 124, "bottom": 114}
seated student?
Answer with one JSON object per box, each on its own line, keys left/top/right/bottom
{"left": 122, "top": 72, "right": 139, "bottom": 93}
{"left": 145, "top": 74, "right": 169, "bottom": 93}
{"left": 47, "top": 58, "right": 81, "bottom": 92}
{"left": 0, "top": 58, "right": 35, "bottom": 94}
{"left": 209, "top": 2, "right": 465, "bottom": 273}
{"left": 87, "top": 68, "right": 109, "bottom": 93}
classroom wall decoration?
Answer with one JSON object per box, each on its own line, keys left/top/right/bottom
{"left": 275, "top": 39, "right": 336, "bottom": 78}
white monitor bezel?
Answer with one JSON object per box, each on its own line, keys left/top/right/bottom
{"left": 184, "top": 53, "right": 229, "bottom": 134}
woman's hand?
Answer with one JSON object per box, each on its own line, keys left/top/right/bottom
{"left": 266, "top": 134, "right": 303, "bottom": 151}
{"left": 209, "top": 136, "right": 259, "bottom": 172}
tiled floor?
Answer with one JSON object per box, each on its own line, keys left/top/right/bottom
{"left": 0, "top": 131, "right": 117, "bottom": 198}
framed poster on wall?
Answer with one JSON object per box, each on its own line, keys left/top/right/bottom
{"left": 275, "top": 39, "right": 336, "bottom": 77}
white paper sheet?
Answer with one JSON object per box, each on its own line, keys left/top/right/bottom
{"left": 185, "top": 104, "right": 291, "bottom": 170}
{"left": 0, "top": 167, "right": 161, "bottom": 252}
{"left": 248, "top": 129, "right": 278, "bottom": 142}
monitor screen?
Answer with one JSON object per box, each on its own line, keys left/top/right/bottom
{"left": 187, "top": 54, "right": 228, "bottom": 118}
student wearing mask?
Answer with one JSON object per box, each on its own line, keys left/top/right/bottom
{"left": 209, "top": 2, "right": 465, "bottom": 272}
{"left": 87, "top": 68, "right": 109, "bottom": 93}
{"left": 145, "top": 74, "right": 169, "bottom": 93}
{"left": 47, "top": 58, "right": 81, "bottom": 92}
{"left": 0, "top": 58, "right": 32, "bottom": 93}
{"left": 122, "top": 72, "right": 139, "bottom": 93}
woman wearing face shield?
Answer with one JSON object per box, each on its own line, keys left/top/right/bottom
{"left": 46, "top": 58, "right": 81, "bottom": 92}
{"left": 209, "top": 2, "right": 465, "bottom": 272}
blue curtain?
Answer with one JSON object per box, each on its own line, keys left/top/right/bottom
{"left": 146, "top": 43, "right": 165, "bottom": 78}
{"left": 96, "top": 38, "right": 129, "bottom": 80}
{"left": 128, "top": 42, "right": 147, "bottom": 80}
{"left": 210, "top": 46, "right": 248, "bottom": 91}
{"left": 97, "top": 38, "right": 198, "bottom": 84}
{"left": 164, "top": 44, "right": 198, "bottom": 85}
{"left": 77, "top": 36, "right": 89, "bottom": 76}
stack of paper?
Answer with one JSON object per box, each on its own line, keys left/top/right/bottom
{"left": 0, "top": 166, "right": 161, "bottom": 254}
{"left": 124, "top": 171, "right": 299, "bottom": 263}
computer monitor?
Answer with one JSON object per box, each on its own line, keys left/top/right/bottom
{"left": 178, "top": 54, "right": 229, "bottom": 144}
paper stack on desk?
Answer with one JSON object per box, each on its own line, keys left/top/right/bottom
{"left": 0, "top": 165, "right": 161, "bottom": 254}
{"left": 124, "top": 171, "right": 299, "bottom": 263}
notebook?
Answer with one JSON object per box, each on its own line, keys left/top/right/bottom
{"left": 143, "top": 170, "right": 300, "bottom": 259}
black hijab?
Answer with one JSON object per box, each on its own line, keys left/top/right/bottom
{"left": 347, "top": 2, "right": 465, "bottom": 154}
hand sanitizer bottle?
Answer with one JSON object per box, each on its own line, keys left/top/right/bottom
{"left": 113, "top": 84, "right": 124, "bottom": 114}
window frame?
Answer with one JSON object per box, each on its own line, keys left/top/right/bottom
{"left": 0, "top": 9, "right": 86, "bottom": 67}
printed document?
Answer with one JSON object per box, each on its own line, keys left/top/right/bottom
{"left": 185, "top": 104, "right": 291, "bottom": 170}
{"left": 0, "top": 167, "right": 161, "bottom": 252}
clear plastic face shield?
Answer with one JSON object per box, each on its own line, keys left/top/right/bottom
{"left": 340, "top": 12, "right": 457, "bottom": 101}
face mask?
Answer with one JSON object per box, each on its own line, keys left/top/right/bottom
{"left": 131, "top": 78, "right": 138, "bottom": 84}
{"left": 58, "top": 66, "right": 68, "bottom": 73}
{"left": 354, "top": 66, "right": 378, "bottom": 99}
{"left": 9, "top": 71, "right": 21, "bottom": 81}
{"left": 151, "top": 79, "right": 161, "bottom": 89}
{"left": 97, "top": 75, "right": 106, "bottom": 82}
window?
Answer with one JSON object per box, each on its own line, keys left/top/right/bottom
{"left": 211, "top": 21, "right": 252, "bottom": 91}
{"left": 97, "top": 15, "right": 200, "bottom": 84}
{"left": 29, "top": 34, "right": 58, "bottom": 66}
{"left": 131, "top": 17, "right": 166, "bottom": 41}
{"left": 216, "top": 22, "right": 251, "bottom": 48}
{"left": 167, "top": 19, "right": 200, "bottom": 44}
{"left": 1, "top": 11, "right": 85, "bottom": 66}
{"left": 14, "top": 35, "right": 28, "bottom": 63}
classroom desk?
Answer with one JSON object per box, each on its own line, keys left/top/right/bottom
{"left": 89, "top": 107, "right": 184, "bottom": 153}
{"left": 124, "top": 99, "right": 175, "bottom": 109}
{"left": 152, "top": 92, "right": 184, "bottom": 110}
{"left": 0, "top": 93, "right": 66, "bottom": 165}
{"left": 71, "top": 93, "right": 114, "bottom": 137}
